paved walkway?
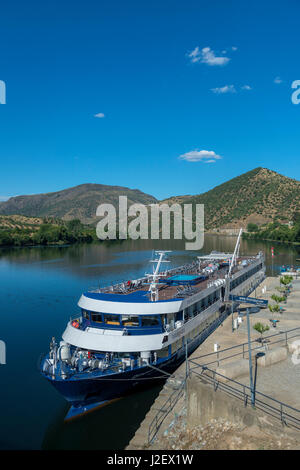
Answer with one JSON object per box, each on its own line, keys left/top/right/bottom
{"left": 238, "top": 354, "right": 300, "bottom": 409}
{"left": 127, "top": 276, "right": 300, "bottom": 449}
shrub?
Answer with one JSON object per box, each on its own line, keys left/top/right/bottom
{"left": 268, "top": 304, "right": 280, "bottom": 313}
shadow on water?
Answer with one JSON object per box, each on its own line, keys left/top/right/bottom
{"left": 42, "top": 383, "right": 164, "bottom": 450}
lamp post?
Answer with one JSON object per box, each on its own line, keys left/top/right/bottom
{"left": 185, "top": 337, "right": 189, "bottom": 410}
{"left": 246, "top": 308, "right": 255, "bottom": 407}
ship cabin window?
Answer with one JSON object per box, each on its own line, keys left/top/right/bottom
{"left": 122, "top": 314, "right": 139, "bottom": 327}
{"left": 167, "top": 312, "right": 175, "bottom": 330}
{"left": 82, "top": 309, "right": 90, "bottom": 320}
{"left": 141, "top": 315, "right": 161, "bottom": 327}
{"left": 160, "top": 314, "right": 167, "bottom": 328}
{"left": 156, "top": 346, "right": 169, "bottom": 358}
{"left": 104, "top": 314, "right": 121, "bottom": 325}
{"left": 175, "top": 310, "right": 183, "bottom": 322}
{"left": 187, "top": 305, "right": 194, "bottom": 320}
{"left": 192, "top": 304, "right": 198, "bottom": 317}
{"left": 91, "top": 312, "right": 103, "bottom": 323}
{"left": 183, "top": 309, "right": 189, "bottom": 323}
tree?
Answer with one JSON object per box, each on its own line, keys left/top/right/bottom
{"left": 0, "top": 231, "right": 13, "bottom": 246}
{"left": 253, "top": 322, "right": 270, "bottom": 342}
{"left": 247, "top": 223, "right": 259, "bottom": 232}
{"left": 67, "top": 219, "right": 83, "bottom": 234}
{"left": 292, "top": 211, "right": 300, "bottom": 225}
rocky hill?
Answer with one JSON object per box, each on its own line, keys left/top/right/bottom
{"left": 0, "top": 184, "right": 158, "bottom": 225}
{"left": 162, "top": 167, "right": 300, "bottom": 229}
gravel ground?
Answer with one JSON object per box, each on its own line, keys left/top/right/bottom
{"left": 152, "top": 410, "right": 300, "bottom": 450}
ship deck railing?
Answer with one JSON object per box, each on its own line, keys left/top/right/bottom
{"left": 87, "top": 259, "right": 212, "bottom": 294}
{"left": 87, "top": 254, "right": 263, "bottom": 302}
{"left": 39, "top": 348, "right": 170, "bottom": 381}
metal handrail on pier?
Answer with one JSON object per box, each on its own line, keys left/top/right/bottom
{"left": 191, "top": 366, "right": 300, "bottom": 430}
{"left": 189, "top": 326, "right": 300, "bottom": 369}
{"left": 187, "top": 326, "right": 300, "bottom": 431}
{"left": 148, "top": 380, "right": 186, "bottom": 445}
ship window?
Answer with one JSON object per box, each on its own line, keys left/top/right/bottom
{"left": 187, "top": 305, "right": 194, "bottom": 320}
{"left": 141, "top": 315, "right": 160, "bottom": 327}
{"left": 91, "top": 312, "right": 103, "bottom": 323}
{"left": 122, "top": 314, "right": 139, "bottom": 327}
{"left": 104, "top": 314, "right": 120, "bottom": 325}
{"left": 193, "top": 304, "right": 198, "bottom": 317}
{"left": 183, "top": 309, "right": 188, "bottom": 322}
{"left": 82, "top": 309, "right": 90, "bottom": 320}
{"left": 175, "top": 311, "right": 183, "bottom": 322}
{"left": 171, "top": 339, "right": 182, "bottom": 354}
{"left": 160, "top": 314, "right": 167, "bottom": 327}
{"left": 157, "top": 346, "right": 169, "bottom": 358}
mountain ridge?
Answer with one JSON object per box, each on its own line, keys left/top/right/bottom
{"left": 0, "top": 183, "right": 158, "bottom": 224}
{"left": 1, "top": 167, "right": 299, "bottom": 228}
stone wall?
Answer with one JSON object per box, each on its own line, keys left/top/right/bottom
{"left": 187, "top": 375, "right": 297, "bottom": 438}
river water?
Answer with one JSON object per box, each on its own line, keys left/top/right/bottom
{"left": 0, "top": 236, "right": 299, "bottom": 449}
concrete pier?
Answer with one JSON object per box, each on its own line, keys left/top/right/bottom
{"left": 126, "top": 276, "right": 300, "bottom": 450}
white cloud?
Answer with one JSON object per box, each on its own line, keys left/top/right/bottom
{"left": 94, "top": 112, "right": 105, "bottom": 118}
{"left": 211, "top": 85, "right": 236, "bottom": 94}
{"left": 179, "top": 150, "right": 222, "bottom": 163}
{"left": 0, "top": 196, "right": 10, "bottom": 202}
{"left": 188, "top": 46, "right": 201, "bottom": 63}
{"left": 187, "top": 46, "right": 230, "bottom": 66}
{"left": 211, "top": 84, "right": 252, "bottom": 94}
{"left": 274, "top": 77, "right": 283, "bottom": 84}
{"left": 232, "top": 46, "right": 238, "bottom": 51}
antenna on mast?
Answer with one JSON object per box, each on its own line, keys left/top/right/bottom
{"left": 224, "top": 228, "right": 243, "bottom": 300}
{"left": 228, "top": 228, "right": 243, "bottom": 277}
{"left": 146, "top": 250, "right": 171, "bottom": 301}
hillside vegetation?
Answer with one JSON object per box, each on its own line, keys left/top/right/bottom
{"left": 0, "top": 183, "right": 157, "bottom": 224}
{"left": 0, "top": 216, "right": 97, "bottom": 246}
{"left": 243, "top": 212, "right": 300, "bottom": 244}
{"left": 163, "top": 167, "right": 300, "bottom": 229}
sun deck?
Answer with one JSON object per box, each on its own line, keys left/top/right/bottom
{"left": 87, "top": 255, "right": 260, "bottom": 303}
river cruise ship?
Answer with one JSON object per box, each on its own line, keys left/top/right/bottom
{"left": 40, "top": 231, "right": 265, "bottom": 418}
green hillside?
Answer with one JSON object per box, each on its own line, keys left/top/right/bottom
{"left": 163, "top": 167, "right": 300, "bottom": 229}
{"left": 0, "top": 183, "right": 158, "bottom": 224}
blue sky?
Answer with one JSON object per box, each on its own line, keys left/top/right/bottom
{"left": 0, "top": 0, "right": 300, "bottom": 201}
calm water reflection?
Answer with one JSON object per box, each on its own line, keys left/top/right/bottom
{"left": 0, "top": 236, "right": 299, "bottom": 449}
